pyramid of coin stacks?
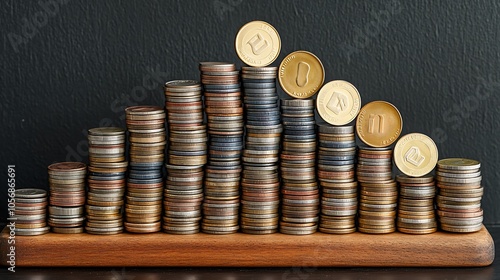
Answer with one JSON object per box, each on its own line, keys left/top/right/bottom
{"left": 163, "top": 80, "right": 206, "bottom": 234}
{"left": 48, "top": 162, "right": 86, "bottom": 233}
{"left": 124, "top": 106, "right": 166, "bottom": 233}
{"left": 37, "top": 20, "right": 485, "bottom": 236}
{"left": 86, "top": 127, "right": 127, "bottom": 235}
{"left": 14, "top": 189, "right": 49, "bottom": 236}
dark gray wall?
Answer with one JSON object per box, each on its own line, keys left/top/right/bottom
{"left": 1, "top": 0, "right": 499, "bottom": 224}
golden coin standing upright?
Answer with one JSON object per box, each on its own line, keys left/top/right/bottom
{"left": 394, "top": 133, "right": 438, "bottom": 177}
{"left": 316, "top": 80, "right": 361, "bottom": 126}
{"left": 278, "top": 51, "right": 325, "bottom": 99}
{"left": 356, "top": 101, "right": 402, "bottom": 148}
{"left": 235, "top": 21, "right": 281, "bottom": 67}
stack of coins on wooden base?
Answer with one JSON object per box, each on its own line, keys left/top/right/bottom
{"left": 235, "top": 21, "right": 282, "bottom": 234}
{"left": 124, "top": 106, "right": 166, "bottom": 233}
{"left": 394, "top": 133, "right": 438, "bottom": 234}
{"left": 356, "top": 101, "right": 403, "bottom": 234}
{"left": 436, "top": 158, "right": 483, "bottom": 233}
{"left": 240, "top": 66, "right": 281, "bottom": 234}
{"left": 48, "top": 162, "right": 86, "bottom": 233}
{"left": 279, "top": 99, "right": 319, "bottom": 235}
{"left": 163, "top": 80, "right": 206, "bottom": 234}
{"left": 316, "top": 125, "right": 358, "bottom": 234}
{"left": 200, "top": 62, "right": 243, "bottom": 234}
{"left": 86, "top": 127, "right": 127, "bottom": 235}
{"left": 14, "top": 189, "right": 49, "bottom": 236}
{"left": 315, "top": 80, "right": 361, "bottom": 234}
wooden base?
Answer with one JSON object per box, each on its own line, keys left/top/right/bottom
{"left": 0, "top": 226, "right": 494, "bottom": 267}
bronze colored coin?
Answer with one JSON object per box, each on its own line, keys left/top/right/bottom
{"left": 278, "top": 51, "right": 325, "bottom": 99}
{"left": 52, "top": 227, "right": 84, "bottom": 234}
{"left": 398, "top": 227, "right": 437, "bottom": 234}
{"left": 356, "top": 101, "right": 402, "bottom": 148}
{"left": 48, "top": 162, "right": 86, "bottom": 172}
{"left": 235, "top": 21, "right": 281, "bottom": 67}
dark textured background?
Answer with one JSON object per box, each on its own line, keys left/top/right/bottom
{"left": 1, "top": 0, "right": 499, "bottom": 225}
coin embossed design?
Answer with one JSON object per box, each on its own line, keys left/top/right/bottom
{"left": 356, "top": 101, "right": 403, "bottom": 148}
{"left": 278, "top": 51, "right": 325, "bottom": 99}
{"left": 394, "top": 133, "right": 438, "bottom": 177}
{"left": 317, "top": 80, "right": 361, "bottom": 125}
{"left": 235, "top": 21, "right": 281, "bottom": 67}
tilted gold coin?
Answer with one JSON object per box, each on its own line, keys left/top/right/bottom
{"left": 316, "top": 80, "right": 361, "bottom": 125}
{"left": 235, "top": 21, "right": 281, "bottom": 67}
{"left": 356, "top": 101, "right": 403, "bottom": 147}
{"left": 278, "top": 51, "right": 325, "bottom": 99}
{"left": 394, "top": 133, "right": 438, "bottom": 177}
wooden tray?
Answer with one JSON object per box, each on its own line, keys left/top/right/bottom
{"left": 0, "top": 225, "right": 494, "bottom": 267}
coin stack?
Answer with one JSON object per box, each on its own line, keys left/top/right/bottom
{"left": 48, "top": 162, "right": 86, "bottom": 233}
{"left": 279, "top": 99, "right": 319, "bottom": 235}
{"left": 317, "top": 125, "right": 357, "bottom": 234}
{"left": 14, "top": 189, "right": 49, "bottom": 236}
{"left": 199, "top": 62, "right": 243, "bottom": 234}
{"left": 357, "top": 147, "right": 397, "bottom": 234}
{"left": 436, "top": 158, "right": 483, "bottom": 233}
{"left": 163, "top": 80, "right": 206, "bottom": 234}
{"left": 396, "top": 175, "right": 437, "bottom": 234}
{"left": 124, "top": 106, "right": 166, "bottom": 233}
{"left": 240, "top": 66, "right": 281, "bottom": 234}
{"left": 85, "top": 127, "right": 127, "bottom": 235}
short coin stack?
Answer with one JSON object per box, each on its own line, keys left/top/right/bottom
{"left": 240, "top": 66, "right": 281, "bottom": 234}
{"left": 48, "top": 162, "right": 86, "bottom": 233}
{"left": 317, "top": 125, "right": 357, "bottom": 234}
{"left": 396, "top": 175, "right": 437, "bottom": 234}
{"left": 200, "top": 62, "right": 243, "bottom": 234}
{"left": 14, "top": 189, "right": 49, "bottom": 236}
{"left": 357, "top": 147, "right": 397, "bottom": 234}
{"left": 86, "top": 127, "right": 127, "bottom": 235}
{"left": 436, "top": 158, "right": 483, "bottom": 233}
{"left": 125, "top": 106, "right": 166, "bottom": 233}
{"left": 280, "top": 99, "right": 319, "bottom": 235}
{"left": 163, "top": 80, "right": 206, "bottom": 234}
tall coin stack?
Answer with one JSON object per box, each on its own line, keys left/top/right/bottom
{"left": 436, "top": 158, "right": 483, "bottom": 233}
{"left": 357, "top": 147, "right": 397, "bottom": 234}
{"left": 396, "top": 175, "right": 437, "bottom": 234}
{"left": 86, "top": 127, "right": 127, "bottom": 235}
{"left": 317, "top": 125, "right": 357, "bottom": 234}
{"left": 48, "top": 162, "right": 86, "bottom": 233}
{"left": 200, "top": 62, "right": 243, "bottom": 234}
{"left": 280, "top": 99, "right": 319, "bottom": 235}
{"left": 240, "top": 66, "right": 281, "bottom": 234}
{"left": 14, "top": 189, "right": 49, "bottom": 236}
{"left": 163, "top": 80, "right": 206, "bottom": 234}
{"left": 124, "top": 106, "right": 166, "bottom": 233}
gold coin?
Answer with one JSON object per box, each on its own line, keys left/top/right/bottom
{"left": 235, "top": 21, "right": 281, "bottom": 67}
{"left": 356, "top": 101, "right": 403, "bottom": 147}
{"left": 394, "top": 133, "right": 438, "bottom": 177}
{"left": 278, "top": 50, "right": 325, "bottom": 99}
{"left": 316, "top": 80, "right": 361, "bottom": 125}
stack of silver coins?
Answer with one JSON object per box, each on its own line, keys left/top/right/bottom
{"left": 124, "top": 106, "right": 166, "bottom": 233}
{"left": 396, "top": 175, "right": 437, "bottom": 234}
{"left": 14, "top": 189, "right": 49, "bottom": 236}
{"left": 200, "top": 62, "right": 243, "bottom": 234}
{"left": 163, "top": 80, "right": 206, "bottom": 234}
{"left": 317, "top": 125, "right": 357, "bottom": 234}
{"left": 86, "top": 127, "right": 127, "bottom": 235}
{"left": 436, "top": 158, "right": 483, "bottom": 233}
{"left": 240, "top": 66, "right": 281, "bottom": 234}
{"left": 357, "top": 147, "right": 397, "bottom": 234}
{"left": 280, "top": 99, "right": 319, "bottom": 235}
{"left": 48, "top": 162, "right": 86, "bottom": 233}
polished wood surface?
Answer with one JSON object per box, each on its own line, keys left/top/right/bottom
{"left": 0, "top": 226, "right": 494, "bottom": 267}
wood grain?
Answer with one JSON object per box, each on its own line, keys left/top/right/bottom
{"left": 0, "top": 225, "right": 494, "bottom": 267}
